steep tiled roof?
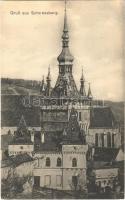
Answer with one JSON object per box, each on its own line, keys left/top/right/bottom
{"left": 90, "top": 107, "right": 117, "bottom": 128}
{"left": 93, "top": 147, "right": 119, "bottom": 162}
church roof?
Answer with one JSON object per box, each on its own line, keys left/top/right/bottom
{"left": 93, "top": 147, "right": 119, "bottom": 162}
{"left": 90, "top": 107, "right": 117, "bottom": 128}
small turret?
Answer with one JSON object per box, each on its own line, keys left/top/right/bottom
{"left": 45, "top": 67, "right": 51, "bottom": 96}
{"left": 80, "top": 68, "right": 86, "bottom": 96}
{"left": 87, "top": 83, "right": 93, "bottom": 100}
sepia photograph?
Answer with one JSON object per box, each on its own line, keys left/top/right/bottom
{"left": 1, "top": 0, "right": 124, "bottom": 199}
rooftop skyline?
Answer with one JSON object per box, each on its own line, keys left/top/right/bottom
{"left": 1, "top": 0, "right": 124, "bottom": 101}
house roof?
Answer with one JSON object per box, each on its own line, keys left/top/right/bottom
{"left": 90, "top": 107, "right": 117, "bottom": 128}
{"left": 34, "top": 141, "right": 60, "bottom": 152}
{"left": 93, "top": 147, "right": 119, "bottom": 162}
{"left": 1, "top": 153, "right": 33, "bottom": 168}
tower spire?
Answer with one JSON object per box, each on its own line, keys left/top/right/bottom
{"left": 57, "top": 0, "right": 74, "bottom": 65}
{"left": 52, "top": 0, "right": 78, "bottom": 98}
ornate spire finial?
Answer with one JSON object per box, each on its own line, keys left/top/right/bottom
{"left": 65, "top": 0, "right": 67, "bottom": 12}
{"left": 62, "top": 0, "right": 69, "bottom": 43}
{"left": 57, "top": 0, "right": 74, "bottom": 64}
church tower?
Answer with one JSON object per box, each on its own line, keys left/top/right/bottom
{"left": 51, "top": 1, "right": 79, "bottom": 98}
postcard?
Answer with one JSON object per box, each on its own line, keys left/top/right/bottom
{"left": 1, "top": 0, "right": 124, "bottom": 199}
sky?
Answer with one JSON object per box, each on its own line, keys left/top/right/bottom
{"left": 1, "top": 0, "right": 124, "bottom": 101}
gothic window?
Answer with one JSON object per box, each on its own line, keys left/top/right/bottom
{"left": 57, "top": 157, "right": 62, "bottom": 167}
{"left": 95, "top": 133, "right": 98, "bottom": 147}
{"left": 46, "top": 157, "right": 50, "bottom": 167}
{"left": 72, "top": 158, "right": 77, "bottom": 167}
{"left": 107, "top": 132, "right": 111, "bottom": 147}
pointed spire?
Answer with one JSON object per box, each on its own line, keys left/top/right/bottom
{"left": 46, "top": 66, "right": 51, "bottom": 96}
{"left": 80, "top": 68, "right": 86, "bottom": 96}
{"left": 63, "top": 0, "right": 68, "bottom": 32}
{"left": 88, "top": 83, "right": 93, "bottom": 99}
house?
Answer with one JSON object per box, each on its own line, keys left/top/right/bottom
{"left": 33, "top": 108, "right": 88, "bottom": 191}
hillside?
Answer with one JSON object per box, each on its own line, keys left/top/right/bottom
{"left": 1, "top": 78, "right": 41, "bottom": 95}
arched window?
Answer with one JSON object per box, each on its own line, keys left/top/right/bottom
{"left": 57, "top": 157, "right": 61, "bottom": 167}
{"left": 107, "top": 132, "right": 111, "bottom": 147}
{"left": 72, "top": 158, "right": 77, "bottom": 167}
{"left": 46, "top": 157, "right": 50, "bottom": 167}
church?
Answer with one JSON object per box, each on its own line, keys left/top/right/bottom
{"left": 7, "top": 1, "right": 121, "bottom": 191}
